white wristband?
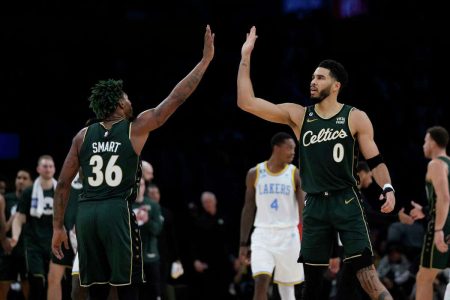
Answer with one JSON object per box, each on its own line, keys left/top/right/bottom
{"left": 383, "top": 183, "right": 395, "bottom": 193}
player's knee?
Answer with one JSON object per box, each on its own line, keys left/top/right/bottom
{"left": 347, "top": 247, "right": 373, "bottom": 272}
{"left": 416, "top": 268, "right": 438, "bottom": 283}
{"left": 254, "top": 274, "right": 271, "bottom": 288}
{"left": 47, "top": 265, "right": 65, "bottom": 286}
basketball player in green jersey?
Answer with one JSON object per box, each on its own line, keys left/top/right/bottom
{"left": 237, "top": 26, "right": 395, "bottom": 300}
{"left": 408, "top": 126, "right": 450, "bottom": 300}
{"left": 51, "top": 25, "right": 214, "bottom": 300}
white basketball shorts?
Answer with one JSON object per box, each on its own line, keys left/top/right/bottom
{"left": 250, "top": 226, "right": 304, "bottom": 285}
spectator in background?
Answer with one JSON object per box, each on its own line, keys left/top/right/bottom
{"left": 142, "top": 160, "right": 154, "bottom": 183}
{"left": 377, "top": 243, "right": 414, "bottom": 300}
{"left": 0, "top": 169, "right": 32, "bottom": 300}
{"left": 191, "top": 191, "right": 233, "bottom": 300}
{"left": 147, "top": 183, "right": 184, "bottom": 298}
{"left": 133, "top": 177, "right": 163, "bottom": 300}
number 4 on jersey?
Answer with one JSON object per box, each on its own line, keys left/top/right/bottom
{"left": 270, "top": 198, "right": 279, "bottom": 211}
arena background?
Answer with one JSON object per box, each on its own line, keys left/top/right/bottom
{"left": 1, "top": 0, "right": 449, "bottom": 283}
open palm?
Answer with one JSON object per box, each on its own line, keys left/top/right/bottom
{"left": 241, "top": 26, "right": 258, "bottom": 57}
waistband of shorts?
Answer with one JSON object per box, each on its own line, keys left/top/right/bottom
{"left": 307, "top": 186, "right": 356, "bottom": 197}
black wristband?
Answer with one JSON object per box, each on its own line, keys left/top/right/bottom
{"left": 382, "top": 184, "right": 395, "bottom": 195}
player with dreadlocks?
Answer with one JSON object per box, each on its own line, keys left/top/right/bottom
{"left": 50, "top": 25, "right": 214, "bottom": 300}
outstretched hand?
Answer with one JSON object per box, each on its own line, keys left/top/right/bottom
{"left": 202, "top": 25, "right": 215, "bottom": 63}
{"left": 241, "top": 26, "right": 258, "bottom": 57}
{"left": 52, "top": 227, "right": 69, "bottom": 260}
{"left": 379, "top": 191, "right": 395, "bottom": 213}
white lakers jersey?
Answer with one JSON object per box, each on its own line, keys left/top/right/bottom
{"left": 254, "top": 162, "right": 299, "bottom": 228}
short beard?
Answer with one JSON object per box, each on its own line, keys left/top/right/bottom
{"left": 310, "top": 86, "right": 331, "bottom": 104}
{"left": 126, "top": 108, "right": 135, "bottom": 121}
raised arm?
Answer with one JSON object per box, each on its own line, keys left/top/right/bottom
{"left": 239, "top": 167, "right": 257, "bottom": 263}
{"left": 428, "top": 159, "right": 450, "bottom": 253}
{"left": 52, "top": 129, "right": 84, "bottom": 258}
{"left": 237, "top": 26, "right": 304, "bottom": 138}
{"left": 131, "top": 25, "right": 214, "bottom": 147}
{"left": 351, "top": 109, "right": 395, "bottom": 213}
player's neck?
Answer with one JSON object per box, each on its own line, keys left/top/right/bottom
{"left": 266, "top": 159, "right": 287, "bottom": 173}
{"left": 40, "top": 177, "right": 54, "bottom": 190}
{"left": 431, "top": 149, "right": 447, "bottom": 159}
{"left": 102, "top": 112, "right": 126, "bottom": 126}
{"left": 314, "top": 98, "right": 342, "bottom": 119}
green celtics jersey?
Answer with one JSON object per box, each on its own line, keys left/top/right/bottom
{"left": 425, "top": 156, "right": 450, "bottom": 219}
{"left": 18, "top": 186, "right": 54, "bottom": 249}
{"left": 299, "top": 104, "right": 358, "bottom": 193}
{"left": 79, "top": 119, "right": 140, "bottom": 202}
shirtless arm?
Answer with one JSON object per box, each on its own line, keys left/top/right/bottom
{"left": 351, "top": 109, "right": 395, "bottom": 213}
{"left": 428, "top": 159, "right": 450, "bottom": 252}
{"left": 237, "top": 26, "right": 304, "bottom": 139}
{"left": 52, "top": 129, "right": 84, "bottom": 258}
{"left": 239, "top": 168, "right": 257, "bottom": 263}
{"left": 131, "top": 26, "right": 214, "bottom": 155}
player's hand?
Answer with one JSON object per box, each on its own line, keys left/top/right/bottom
{"left": 398, "top": 208, "right": 414, "bottom": 225}
{"left": 1, "top": 238, "right": 12, "bottom": 255}
{"left": 202, "top": 25, "right": 215, "bottom": 63}
{"left": 380, "top": 191, "right": 395, "bottom": 213}
{"left": 435, "top": 230, "right": 448, "bottom": 253}
{"left": 410, "top": 201, "right": 425, "bottom": 220}
{"left": 52, "top": 227, "right": 69, "bottom": 260}
{"left": 328, "top": 257, "right": 340, "bottom": 274}
{"left": 239, "top": 246, "right": 250, "bottom": 265}
{"left": 241, "top": 26, "right": 258, "bottom": 57}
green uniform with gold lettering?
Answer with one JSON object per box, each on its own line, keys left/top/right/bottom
{"left": 18, "top": 186, "right": 54, "bottom": 277}
{"left": 420, "top": 156, "right": 450, "bottom": 269}
{"left": 299, "top": 104, "right": 372, "bottom": 265}
{"left": 77, "top": 119, "right": 144, "bottom": 286}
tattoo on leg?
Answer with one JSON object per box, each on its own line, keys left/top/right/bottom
{"left": 356, "top": 266, "right": 393, "bottom": 300}
{"left": 378, "top": 290, "right": 390, "bottom": 300}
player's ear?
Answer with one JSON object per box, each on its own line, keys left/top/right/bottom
{"left": 117, "top": 98, "right": 125, "bottom": 109}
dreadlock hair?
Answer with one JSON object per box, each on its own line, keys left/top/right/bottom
{"left": 318, "top": 59, "right": 348, "bottom": 89}
{"left": 88, "top": 79, "right": 124, "bottom": 120}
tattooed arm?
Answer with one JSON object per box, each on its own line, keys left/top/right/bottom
{"left": 52, "top": 129, "right": 83, "bottom": 259}
{"left": 131, "top": 25, "right": 215, "bottom": 154}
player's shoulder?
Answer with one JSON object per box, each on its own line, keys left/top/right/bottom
{"left": 247, "top": 165, "right": 258, "bottom": 176}
{"left": 21, "top": 186, "right": 33, "bottom": 198}
{"left": 429, "top": 157, "right": 449, "bottom": 168}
